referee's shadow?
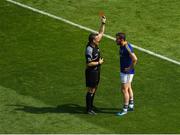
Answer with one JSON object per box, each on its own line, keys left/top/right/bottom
{"left": 8, "top": 104, "right": 119, "bottom": 114}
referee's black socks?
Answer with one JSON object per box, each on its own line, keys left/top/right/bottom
{"left": 86, "top": 92, "right": 94, "bottom": 112}
{"left": 91, "top": 93, "right": 95, "bottom": 109}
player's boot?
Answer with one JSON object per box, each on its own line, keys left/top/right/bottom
{"left": 116, "top": 110, "right": 127, "bottom": 116}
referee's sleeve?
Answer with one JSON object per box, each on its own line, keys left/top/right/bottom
{"left": 85, "top": 46, "right": 93, "bottom": 63}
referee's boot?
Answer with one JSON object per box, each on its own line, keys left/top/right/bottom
{"left": 87, "top": 110, "right": 97, "bottom": 115}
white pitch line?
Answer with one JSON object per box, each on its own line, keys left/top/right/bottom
{"left": 6, "top": 0, "right": 180, "bottom": 66}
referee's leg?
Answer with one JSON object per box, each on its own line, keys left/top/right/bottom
{"left": 85, "top": 70, "right": 99, "bottom": 114}
{"left": 86, "top": 87, "right": 97, "bottom": 115}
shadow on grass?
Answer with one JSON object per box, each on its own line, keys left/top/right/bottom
{"left": 8, "top": 104, "right": 119, "bottom": 114}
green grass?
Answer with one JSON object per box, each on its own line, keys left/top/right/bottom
{"left": 0, "top": 86, "right": 110, "bottom": 133}
{"left": 0, "top": 0, "right": 180, "bottom": 133}
{"left": 14, "top": 0, "right": 180, "bottom": 61}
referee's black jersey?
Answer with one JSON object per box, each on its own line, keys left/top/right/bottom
{"left": 85, "top": 43, "right": 100, "bottom": 71}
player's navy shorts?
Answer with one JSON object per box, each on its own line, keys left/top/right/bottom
{"left": 85, "top": 69, "right": 100, "bottom": 88}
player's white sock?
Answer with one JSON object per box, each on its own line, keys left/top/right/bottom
{"left": 129, "top": 99, "right": 134, "bottom": 108}
{"left": 123, "top": 104, "right": 128, "bottom": 112}
{"left": 129, "top": 104, "right": 134, "bottom": 109}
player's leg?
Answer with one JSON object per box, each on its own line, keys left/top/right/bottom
{"left": 117, "top": 73, "right": 130, "bottom": 116}
{"left": 128, "top": 83, "right": 133, "bottom": 100}
{"left": 128, "top": 83, "right": 134, "bottom": 111}
{"left": 127, "top": 74, "right": 134, "bottom": 111}
{"left": 121, "top": 83, "right": 130, "bottom": 111}
{"left": 117, "top": 83, "right": 129, "bottom": 116}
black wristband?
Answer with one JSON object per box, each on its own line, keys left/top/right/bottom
{"left": 102, "top": 22, "right": 105, "bottom": 25}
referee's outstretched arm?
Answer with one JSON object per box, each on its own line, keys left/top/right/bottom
{"left": 96, "top": 16, "right": 106, "bottom": 42}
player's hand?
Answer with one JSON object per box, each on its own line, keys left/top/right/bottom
{"left": 124, "top": 67, "right": 131, "bottom": 72}
{"left": 101, "top": 16, "right": 106, "bottom": 24}
{"left": 99, "top": 58, "right": 104, "bottom": 64}
{"left": 122, "top": 41, "right": 128, "bottom": 46}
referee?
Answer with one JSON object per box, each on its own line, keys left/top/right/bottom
{"left": 85, "top": 16, "right": 106, "bottom": 115}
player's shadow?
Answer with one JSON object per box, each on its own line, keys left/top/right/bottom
{"left": 8, "top": 104, "right": 119, "bottom": 114}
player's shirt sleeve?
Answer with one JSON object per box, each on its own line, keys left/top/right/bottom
{"left": 125, "top": 44, "right": 134, "bottom": 54}
{"left": 85, "top": 46, "right": 93, "bottom": 63}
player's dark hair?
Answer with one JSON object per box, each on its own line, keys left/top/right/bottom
{"left": 88, "top": 33, "right": 98, "bottom": 43}
{"left": 116, "top": 32, "right": 126, "bottom": 40}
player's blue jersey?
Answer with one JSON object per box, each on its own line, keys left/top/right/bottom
{"left": 120, "top": 43, "right": 134, "bottom": 74}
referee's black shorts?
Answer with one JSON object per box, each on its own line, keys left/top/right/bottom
{"left": 85, "top": 68, "right": 100, "bottom": 88}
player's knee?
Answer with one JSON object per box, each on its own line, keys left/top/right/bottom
{"left": 121, "top": 87, "right": 128, "bottom": 94}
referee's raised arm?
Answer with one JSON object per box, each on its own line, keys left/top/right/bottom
{"left": 96, "top": 16, "right": 106, "bottom": 42}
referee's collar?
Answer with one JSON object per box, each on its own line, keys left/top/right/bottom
{"left": 89, "top": 43, "right": 96, "bottom": 48}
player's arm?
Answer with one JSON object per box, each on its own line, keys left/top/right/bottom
{"left": 129, "top": 53, "right": 138, "bottom": 68}
{"left": 125, "top": 45, "right": 138, "bottom": 71}
{"left": 96, "top": 16, "right": 106, "bottom": 42}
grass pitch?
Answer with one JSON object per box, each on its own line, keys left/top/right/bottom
{"left": 0, "top": 0, "right": 180, "bottom": 133}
